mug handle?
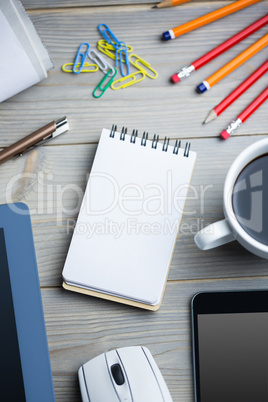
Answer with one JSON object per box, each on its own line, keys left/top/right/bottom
{"left": 194, "top": 219, "right": 235, "bottom": 250}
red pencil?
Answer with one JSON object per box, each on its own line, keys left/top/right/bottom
{"left": 171, "top": 14, "right": 268, "bottom": 83}
{"left": 204, "top": 60, "right": 268, "bottom": 123}
{"left": 220, "top": 86, "right": 268, "bottom": 140}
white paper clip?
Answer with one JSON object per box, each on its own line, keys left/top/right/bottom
{"left": 88, "top": 50, "right": 115, "bottom": 77}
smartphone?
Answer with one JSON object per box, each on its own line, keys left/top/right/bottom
{"left": 191, "top": 290, "right": 268, "bottom": 402}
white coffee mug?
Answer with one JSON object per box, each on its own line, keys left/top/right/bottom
{"left": 194, "top": 138, "right": 268, "bottom": 259}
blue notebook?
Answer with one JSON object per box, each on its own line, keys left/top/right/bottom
{"left": 0, "top": 203, "right": 55, "bottom": 402}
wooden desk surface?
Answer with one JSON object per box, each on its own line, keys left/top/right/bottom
{"left": 1, "top": 1, "right": 267, "bottom": 400}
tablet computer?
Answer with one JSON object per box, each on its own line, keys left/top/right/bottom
{"left": 191, "top": 290, "right": 268, "bottom": 402}
{"left": 0, "top": 203, "right": 55, "bottom": 402}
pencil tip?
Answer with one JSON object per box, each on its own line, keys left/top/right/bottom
{"left": 152, "top": 5, "right": 157, "bottom": 8}
{"left": 204, "top": 109, "right": 217, "bottom": 124}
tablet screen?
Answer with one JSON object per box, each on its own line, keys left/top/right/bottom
{"left": 192, "top": 291, "right": 268, "bottom": 402}
{"left": 197, "top": 312, "right": 268, "bottom": 401}
{"left": 0, "top": 228, "right": 26, "bottom": 401}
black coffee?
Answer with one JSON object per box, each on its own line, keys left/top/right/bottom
{"left": 232, "top": 154, "right": 268, "bottom": 246}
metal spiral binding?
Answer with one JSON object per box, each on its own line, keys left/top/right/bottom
{"left": 120, "top": 127, "right": 127, "bottom": 141}
{"left": 109, "top": 125, "right": 191, "bottom": 157}
{"left": 184, "top": 142, "right": 191, "bottom": 157}
{"left": 152, "top": 134, "right": 159, "bottom": 149}
{"left": 130, "top": 129, "right": 138, "bottom": 143}
{"left": 162, "top": 137, "right": 170, "bottom": 152}
{"left": 141, "top": 132, "right": 148, "bottom": 146}
{"left": 110, "top": 124, "right": 117, "bottom": 138}
{"left": 173, "top": 140, "right": 181, "bottom": 155}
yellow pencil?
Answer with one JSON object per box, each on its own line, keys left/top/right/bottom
{"left": 197, "top": 33, "right": 268, "bottom": 93}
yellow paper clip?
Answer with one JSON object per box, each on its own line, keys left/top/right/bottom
{"left": 93, "top": 68, "right": 117, "bottom": 98}
{"left": 111, "top": 71, "right": 145, "bottom": 90}
{"left": 97, "top": 40, "right": 133, "bottom": 62}
{"left": 62, "top": 62, "right": 99, "bottom": 73}
{"left": 129, "top": 54, "right": 158, "bottom": 79}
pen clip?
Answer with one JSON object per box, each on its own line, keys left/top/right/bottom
{"left": 14, "top": 117, "right": 69, "bottom": 158}
{"left": 14, "top": 137, "right": 52, "bottom": 158}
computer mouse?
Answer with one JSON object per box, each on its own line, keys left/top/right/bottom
{"left": 78, "top": 345, "right": 173, "bottom": 402}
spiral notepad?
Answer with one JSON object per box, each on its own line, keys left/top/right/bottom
{"left": 62, "top": 126, "right": 196, "bottom": 310}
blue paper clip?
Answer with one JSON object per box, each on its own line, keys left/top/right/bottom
{"left": 98, "top": 24, "right": 122, "bottom": 68}
{"left": 93, "top": 68, "right": 117, "bottom": 98}
{"left": 119, "top": 42, "right": 130, "bottom": 77}
{"left": 98, "top": 24, "right": 120, "bottom": 47}
{"left": 114, "top": 43, "right": 122, "bottom": 68}
{"left": 73, "top": 42, "right": 90, "bottom": 74}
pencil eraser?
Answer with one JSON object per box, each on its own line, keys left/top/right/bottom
{"left": 196, "top": 82, "right": 207, "bottom": 94}
{"left": 220, "top": 130, "right": 230, "bottom": 140}
{"left": 171, "top": 74, "right": 180, "bottom": 83}
{"left": 162, "top": 31, "right": 171, "bottom": 41}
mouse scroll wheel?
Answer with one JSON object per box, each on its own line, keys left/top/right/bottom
{"left": 111, "top": 363, "right": 125, "bottom": 385}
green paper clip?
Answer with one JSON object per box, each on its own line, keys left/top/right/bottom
{"left": 111, "top": 71, "right": 145, "bottom": 90}
{"left": 129, "top": 54, "right": 158, "bottom": 79}
{"left": 93, "top": 68, "right": 117, "bottom": 98}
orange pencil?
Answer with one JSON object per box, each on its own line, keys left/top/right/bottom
{"left": 162, "top": 0, "right": 262, "bottom": 40}
{"left": 153, "top": 0, "right": 191, "bottom": 9}
{"left": 197, "top": 33, "right": 268, "bottom": 93}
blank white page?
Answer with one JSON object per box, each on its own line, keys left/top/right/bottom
{"left": 63, "top": 128, "right": 196, "bottom": 306}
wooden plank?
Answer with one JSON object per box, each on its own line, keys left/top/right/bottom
{"left": 22, "top": 0, "right": 230, "bottom": 10}
{"left": 0, "top": 3, "right": 267, "bottom": 145}
{"left": 23, "top": 0, "right": 156, "bottom": 9}
{"left": 44, "top": 277, "right": 268, "bottom": 401}
{"left": 1, "top": 135, "right": 267, "bottom": 287}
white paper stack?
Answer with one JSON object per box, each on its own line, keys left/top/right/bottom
{"left": 0, "top": 0, "right": 53, "bottom": 103}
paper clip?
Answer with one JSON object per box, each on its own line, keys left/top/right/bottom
{"left": 93, "top": 68, "right": 117, "bottom": 98}
{"left": 62, "top": 62, "right": 99, "bottom": 73}
{"left": 98, "top": 40, "right": 133, "bottom": 72}
{"left": 111, "top": 71, "right": 145, "bottom": 90}
{"left": 97, "top": 25, "right": 127, "bottom": 68}
{"left": 73, "top": 42, "right": 90, "bottom": 74}
{"left": 98, "top": 24, "right": 120, "bottom": 47}
{"left": 98, "top": 41, "right": 133, "bottom": 61}
{"left": 129, "top": 54, "right": 158, "bottom": 79}
{"left": 88, "top": 49, "right": 115, "bottom": 77}
{"left": 98, "top": 40, "right": 133, "bottom": 61}
{"left": 98, "top": 41, "right": 119, "bottom": 61}
{"left": 119, "top": 42, "right": 130, "bottom": 77}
